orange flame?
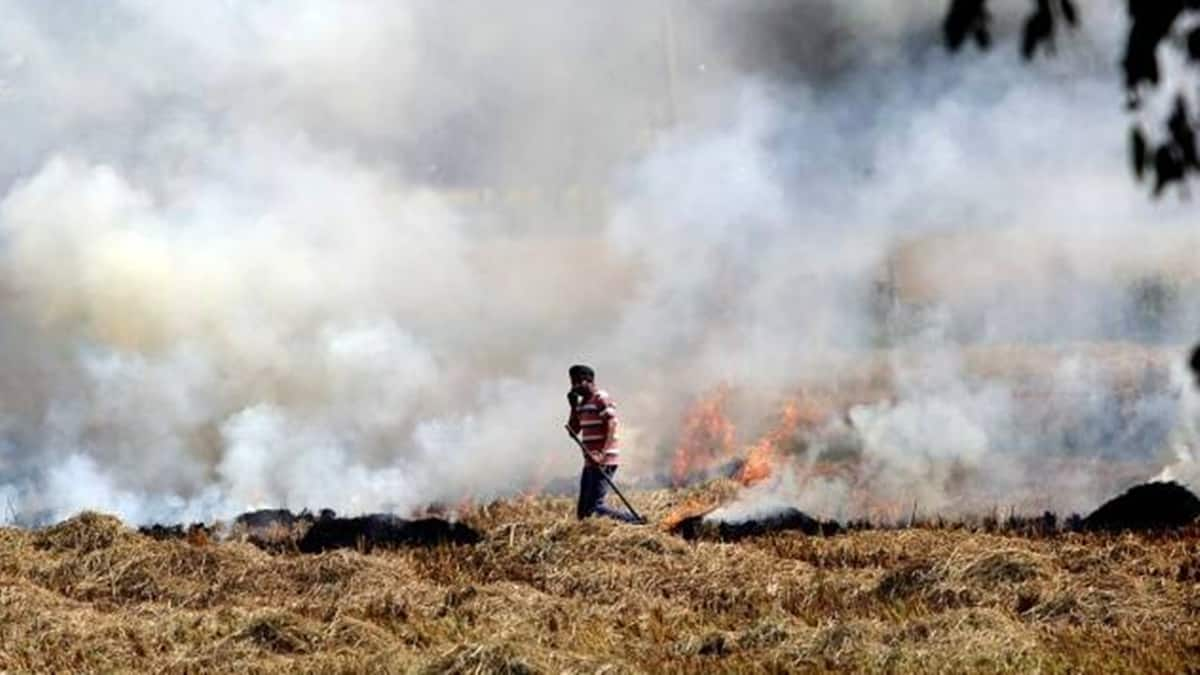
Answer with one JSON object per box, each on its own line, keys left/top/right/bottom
{"left": 186, "top": 526, "right": 210, "bottom": 547}
{"left": 735, "top": 399, "right": 800, "bottom": 486}
{"left": 662, "top": 495, "right": 720, "bottom": 531}
{"left": 670, "top": 388, "right": 838, "bottom": 488}
{"left": 418, "top": 490, "right": 477, "bottom": 519}
{"left": 671, "top": 385, "right": 737, "bottom": 485}
{"left": 734, "top": 394, "right": 833, "bottom": 486}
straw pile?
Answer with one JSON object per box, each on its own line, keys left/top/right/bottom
{"left": 2, "top": 484, "right": 1199, "bottom": 672}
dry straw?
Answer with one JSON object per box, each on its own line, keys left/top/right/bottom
{"left": 2, "top": 482, "right": 1199, "bottom": 672}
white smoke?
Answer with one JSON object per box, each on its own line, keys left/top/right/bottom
{"left": 1157, "top": 362, "right": 1200, "bottom": 487}
{"left": 0, "top": 0, "right": 680, "bottom": 524}
{"left": 613, "top": 1, "right": 1200, "bottom": 519}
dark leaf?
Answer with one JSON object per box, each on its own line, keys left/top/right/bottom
{"left": 1059, "top": 0, "right": 1078, "bottom": 27}
{"left": 1022, "top": 3, "right": 1054, "bottom": 60}
{"left": 973, "top": 25, "right": 992, "bottom": 49}
{"left": 1021, "top": 21, "right": 1037, "bottom": 59}
{"left": 1167, "top": 97, "right": 1199, "bottom": 169}
{"left": 1122, "top": 3, "right": 1180, "bottom": 91}
{"left": 1153, "top": 145, "right": 1185, "bottom": 197}
{"left": 1168, "top": 96, "right": 1189, "bottom": 137}
{"left": 944, "top": 0, "right": 989, "bottom": 52}
{"left": 1131, "top": 127, "right": 1148, "bottom": 180}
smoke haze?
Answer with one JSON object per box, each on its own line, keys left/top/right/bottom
{"left": 0, "top": 0, "right": 1196, "bottom": 525}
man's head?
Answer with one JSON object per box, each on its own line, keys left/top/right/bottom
{"left": 569, "top": 364, "right": 596, "bottom": 398}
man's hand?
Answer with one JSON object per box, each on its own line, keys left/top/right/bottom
{"left": 567, "top": 390, "right": 582, "bottom": 408}
{"left": 564, "top": 424, "right": 601, "bottom": 464}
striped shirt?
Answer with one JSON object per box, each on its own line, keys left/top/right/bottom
{"left": 568, "top": 389, "right": 620, "bottom": 466}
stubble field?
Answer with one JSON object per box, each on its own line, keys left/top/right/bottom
{"left": 2, "top": 479, "right": 1198, "bottom": 673}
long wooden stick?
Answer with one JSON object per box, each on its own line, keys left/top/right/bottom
{"left": 564, "top": 425, "right": 645, "bottom": 523}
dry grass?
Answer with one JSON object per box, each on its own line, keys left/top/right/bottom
{"left": 2, "top": 485, "right": 1199, "bottom": 673}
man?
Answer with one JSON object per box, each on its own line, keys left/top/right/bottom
{"left": 566, "top": 364, "right": 640, "bottom": 522}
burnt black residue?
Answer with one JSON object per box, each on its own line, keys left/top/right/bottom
{"left": 670, "top": 481, "right": 1200, "bottom": 540}
{"left": 673, "top": 507, "right": 842, "bottom": 542}
{"left": 137, "top": 508, "right": 482, "bottom": 552}
{"left": 297, "top": 514, "right": 482, "bottom": 553}
{"left": 137, "top": 522, "right": 212, "bottom": 541}
{"left": 234, "top": 508, "right": 335, "bottom": 531}
{"left": 230, "top": 508, "right": 337, "bottom": 551}
{"left": 1082, "top": 481, "right": 1200, "bottom": 533}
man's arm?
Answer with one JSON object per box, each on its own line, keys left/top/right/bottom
{"left": 596, "top": 392, "right": 618, "bottom": 456}
{"left": 603, "top": 416, "right": 618, "bottom": 452}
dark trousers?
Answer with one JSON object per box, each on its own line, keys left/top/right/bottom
{"left": 576, "top": 464, "right": 639, "bottom": 522}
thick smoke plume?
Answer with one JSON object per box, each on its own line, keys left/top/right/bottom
{"left": 0, "top": 1, "right": 1196, "bottom": 525}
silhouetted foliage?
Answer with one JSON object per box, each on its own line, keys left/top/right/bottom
{"left": 1168, "top": 96, "right": 1200, "bottom": 170}
{"left": 1059, "top": 0, "right": 1078, "bottom": 27}
{"left": 944, "top": 0, "right": 991, "bottom": 52}
{"left": 1130, "top": 126, "right": 1148, "bottom": 179}
{"left": 1021, "top": 0, "right": 1071, "bottom": 60}
{"left": 1123, "top": 2, "right": 1184, "bottom": 95}
{"left": 945, "top": 0, "right": 1200, "bottom": 197}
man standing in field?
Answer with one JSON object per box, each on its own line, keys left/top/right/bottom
{"left": 566, "top": 364, "right": 640, "bottom": 522}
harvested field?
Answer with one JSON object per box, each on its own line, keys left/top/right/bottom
{"left": 3, "top": 482, "right": 1200, "bottom": 673}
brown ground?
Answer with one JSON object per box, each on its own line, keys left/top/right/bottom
{"left": 2, "top": 481, "right": 1199, "bottom": 673}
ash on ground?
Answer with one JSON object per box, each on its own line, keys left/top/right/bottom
{"left": 299, "top": 514, "right": 482, "bottom": 552}
{"left": 135, "top": 508, "right": 482, "bottom": 552}
{"left": 672, "top": 506, "right": 842, "bottom": 542}
{"left": 1082, "top": 481, "right": 1200, "bottom": 532}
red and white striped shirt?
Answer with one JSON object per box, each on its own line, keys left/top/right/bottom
{"left": 568, "top": 390, "right": 620, "bottom": 466}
